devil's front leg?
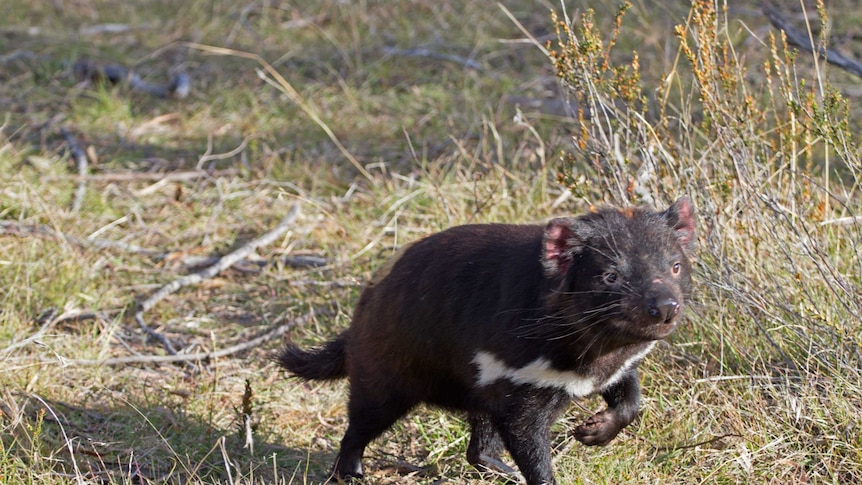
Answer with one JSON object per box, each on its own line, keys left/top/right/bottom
{"left": 491, "top": 387, "right": 569, "bottom": 485}
{"left": 574, "top": 368, "right": 641, "bottom": 446}
{"left": 466, "top": 413, "right": 518, "bottom": 476}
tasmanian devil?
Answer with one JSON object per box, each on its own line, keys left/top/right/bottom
{"left": 278, "top": 197, "right": 695, "bottom": 485}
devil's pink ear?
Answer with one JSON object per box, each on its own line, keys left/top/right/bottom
{"left": 542, "top": 219, "right": 584, "bottom": 277}
{"left": 663, "top": 197, "right": 696, "bottom": 251}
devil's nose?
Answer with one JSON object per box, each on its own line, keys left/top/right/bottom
{"left": 648, "top": 297, "right": 680, "bottom": 322}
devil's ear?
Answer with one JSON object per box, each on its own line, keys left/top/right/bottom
{"left": 542, "top": 218, "right": 586, "bottom": 277}
{"left": 663, "top": 197, "right": 696, "bottom": 252}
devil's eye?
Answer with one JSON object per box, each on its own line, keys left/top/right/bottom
{"left": 672, "top": 262, "right": 681, "bottom": 274}
{"left": 602, "top": 270, "right": 619, "bottom": 286}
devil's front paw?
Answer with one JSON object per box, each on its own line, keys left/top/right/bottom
{"left": 573, "top": 410, "right": 624, "bottom": 446}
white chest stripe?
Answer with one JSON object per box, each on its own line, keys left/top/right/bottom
{"left": 472, "top": 351, "right": 596, "bottom": 397}
{"left": 472, "top": 342, "right": 656, "bottom": 398}
{"left": 599, "top": 342, "right": 656, "bottom": 391}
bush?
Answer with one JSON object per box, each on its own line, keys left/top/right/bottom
{"left": 551, "top": 1, "right": 861, "bottom": 481}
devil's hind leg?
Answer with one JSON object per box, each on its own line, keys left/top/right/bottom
{"left": 332, "top": 381, "right": 418, "bottom": 479}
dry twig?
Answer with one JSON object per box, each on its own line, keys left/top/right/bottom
{"left": 2, "top": 308, "right": 115, "bottom": 357}
{"left": 384, "top": 46, "right": 483, "bottom": 71}
{"left": 60, "top": 128, "right": 89, "bottom": 213}
{"left": 43, "top": 168, "right": 239, "bottom": 183}
{"left": 133, "top": 204, "right": 301, "bottom": 355}
{"left": 0, "top": 220, "right": 161, "bottom": 255}
{"left": 762, "top": 1, "right": 862, "bottom": 78}
{"left": 649, "top": 433, "right": 743, "bottom": 453}
{"left": 73, "top": 59, "right": 191, "bottom": 98}
{"left": 65, "top": 305, "right": 326, "bottom": 366}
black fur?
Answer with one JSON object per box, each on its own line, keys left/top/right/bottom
{"left": 278, "top": 197, "right": 696, "bottom": 485}
{"left": 278, "top": 333, "right": 347, "bottom": 380}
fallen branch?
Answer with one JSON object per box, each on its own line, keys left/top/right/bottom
{"left": 0, "top": 50, "right": 40, "bottom": 63}
{"left": 60, "top": 128, "right": 89, "bottom": 213}
{"left": 43, "top": 168, "right": 240, "bottom": 183}
{"left": 820, "top": 215, "right": 862, "bottom": 226}
{"left": 73, "top": 59, "right": 191, "bottom": 99}
{"left": 197, "top": 135, "right": 252, "bottom": 170}
{"left": 762, "top": 1, "right": 862, "bottom": 79}
{"left": 179, "top": 253, "right": 328, "bottom": 270}
{"left": 79, "top": 23, "right": 137, "bottom": 36}
{"left": 384, "top": 46, "right": 483, "bottom": 71}
{"left": 65, "top": 305, "right": 326, "bottom": 366}
{"left": 0, "top": 220, "right": 162, "bottom": 255}
{"left": 134, "top": 204, "right": 301, "bottom": 355}
{"left": 179, "top": 254, "right": 266, "bottom": 273}
{"left": 649, "top": 433, "right": 743, "bottom": 453}
{"left": 3, "top": 309, "right": 112, "bottom": 355}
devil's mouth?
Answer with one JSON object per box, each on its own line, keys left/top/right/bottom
{"left": 650, "top": 320, "right": 678, "bottom": 339}
{"left": 613, "top": 318, "right": 678, "bottom": 341}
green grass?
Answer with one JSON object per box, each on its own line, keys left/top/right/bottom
{"left": 1, "top": 0, "right": 861, "bottom": 483}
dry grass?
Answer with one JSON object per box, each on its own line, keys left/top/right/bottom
{"left": 1, "top": 0, "right": 860, "bottom": 484}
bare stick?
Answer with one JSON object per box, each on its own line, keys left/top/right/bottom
{"left": 197, "top": 135, "right": 252, "bottom": 169}
{"left": 73, "top": 59, "right": 190, "bottom": 99}
{"left": 762, "top": 1, "right": 862, "bottom": 78}
{"left": 64, "top": 306, "right": 325, "bottom": 366}
{"left": 43, "top": 168, "right": 239, "bottom": 183}
{"left": 61, "top": 128, "right": 89, "bottom": 213}
{"left": 649, "top": 433, "right": 743, "bottom": 453}
{"left": 2, "top": 309, "right": 115, "bottom": 356}
{"left": 385, "top": 47, "right": 483, "bottom": 71}
{"left": 134, "top": 312, "right": 179, "bottom": 355}
{"left": 0, "top": 220, "right": 162, "bottom": 255}
{"left": 78, "top": 23, "right": 135, "bottom": 36}
{"left": 820, "top": 215, "right": 862, "bottom": 226}
{"left": 134, "top": 204, "right": 301, "bottom": 354}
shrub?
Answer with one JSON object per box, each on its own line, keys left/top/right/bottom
{"left": 551, "top": 1, "right": 861, "bottom": 480}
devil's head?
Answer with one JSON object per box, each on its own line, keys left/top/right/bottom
{"left": 541, "top": 197, "right": 696, "bottom": 345}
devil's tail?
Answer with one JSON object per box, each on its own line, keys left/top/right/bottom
{"left": 276, "top": 332, "right": 348, "bottom": 380}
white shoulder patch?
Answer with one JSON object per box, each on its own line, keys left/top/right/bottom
{"left": 599, "top": 341, "right": 656, "bottom": 391}
{"left": 472, "top": 351, "right": 596, "bottom": 397}
{"left": 472, "top": 342, "right": 657, "bottom": 398}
